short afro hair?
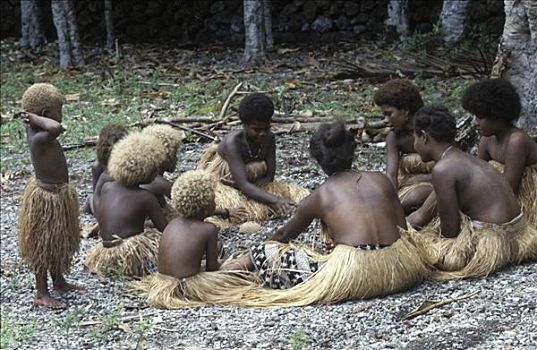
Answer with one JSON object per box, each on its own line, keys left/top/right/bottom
{"left": 96, "top": 124, "right": 128, "bottom": 166}
{"left": 373, "top": 79, "right": 424, "bottom": 115}
{"left": 142, "top": 124, "right": 184, "bottom": 162}
{"left": 21, "top": 83, "right": 64, "bottom": 115}
{"left": 414, "top": 106, "right": 457, "bottom": 143}
{"left": 171, "top": 170, "right": 216, "bottom": 219}
{"left": 108, "top": 132, "right": 163, "bottom": 186}
{"left": 309, "top": 119, "right": 357, "bottom": 175}
{"left": 238, "top": 93, "right": 274, "bottom": 124}
{"left": 461, "top": 78, "right": 521, "bottom": 122}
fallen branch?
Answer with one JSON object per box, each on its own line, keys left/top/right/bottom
{"left": 62, "top": 137, "right": 98, "bottom": 151}
{"left": 139, "top": 81, "right": 182, "bottom": 87}
{"left": 402, "top": 292, "right": 478, "bottom": 321}
{"left": 155, "top": 120, "right": 218, "bottom": 142}
{"left": 219, "top": 82, "right": 243, "bottom": 119}
{"left": 79, "top": 312, "right": 156, "bottom": 327}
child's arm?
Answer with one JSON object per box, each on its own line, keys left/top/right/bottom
{"left": 503, "top": 133, "right": 529, "bottom": 193}
{"left": 145, "top": 194, "right": 168, "bottom": 232}
{"left": 91, "top": 162, "right": 105, "bottom": 191}
{"left": 270, "top": 192, "right": 317, "bottom": 243}
{"left": 23, "top": 112, "right": 64, "bottom": 141}
{"left": 432, "top": 164, "right": 460, "bottom": 238}
{"left": 213, "top": 207, "right": 247, "bottom": 221}
{"left": 141, "top": 176, "right": 173, "bottom": 197}
{"left": 385, "top": 131, "right": 400, "bottom": 189}
{"left": 205, "top": 227, "right": 221, "bottom": 271}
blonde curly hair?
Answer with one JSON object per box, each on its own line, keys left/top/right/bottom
{"left": 108, "top": 132, "right": 164, "bottom": 186}
{"left": 142, "top": 124, "right": 184, "bottom": 160}
{"left": 171, "top": 170, "right": 216, "bottom": 218}
{"left": 21, "top": 83, "right": 64, "bottom": 115}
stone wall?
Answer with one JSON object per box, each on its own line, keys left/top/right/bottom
{"left": 1, "top": 0, "right": 505, "bottom": 44}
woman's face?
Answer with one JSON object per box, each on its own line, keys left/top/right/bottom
{"left": 381, "top": 105, "right": 409, "bottom": 133}
{"left": 244, "top": 120, "right": 271, "bottom": 144}
{"left": 413, "top": 130, "right": 431, "bottom": 162}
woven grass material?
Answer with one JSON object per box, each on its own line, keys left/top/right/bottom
{"left": 412, "top": 213, "right": 526, "bottom": 280}
{"left": 197, "top": 144, "right": 310, "bottom": 224}
{"left": 85, "top": 228, "right": 160, "bottom": 277}
{"left": 18, "top": 178, "right": 80, "bottom": 275}
{"left": 397, "top": 153, "right": 434, "bottom": 200}
{"left": 489, "top": 161, "right": 537, "bottom": 228}
{"left": 235, "top": 232, "right": 430, "bottom": 307}
{"left": 129, "top": 271, "right": 259, "bottom": 308}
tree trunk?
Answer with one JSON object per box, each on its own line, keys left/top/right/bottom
{"left": 492, "top": 0, "right": 537, "bottom": 131}
{"left": 104, "top": 0, "right": 115, "bottom": 49}
{"left": 385, "top": 0, "right": 408, "bottom": 41}
{"left": 20, "top": 0, "right": 47, "bottom": 49}
{"left": 440, "top": 0, "right": 470, "bottom": 43}
{"left": 262, "top": 0, "right": 273, "bottom": 49}
{"left": 243, "top": 0, "right": 266, "bottom": 66}
{"left": 51, "top": 0, "right": 84, "bottom": 69}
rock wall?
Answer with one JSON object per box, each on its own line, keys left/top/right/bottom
{"left": 1, "top": 0, "right": 505, "bottom": 44}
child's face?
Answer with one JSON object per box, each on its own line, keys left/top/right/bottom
{"left": 413, "top": 130, "right": 431, "bottom": 162}
{"left": 244, "top": 120, "right": 271, "bottom": 143}
{"left": 473, "top": 115, "right": 500, "bottom": 137}
{"left": 381, "top": 105, "right": 409, "bottom": 132}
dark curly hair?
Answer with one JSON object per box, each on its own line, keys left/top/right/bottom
{"left": 414, "top": 106, "right": 457, "bottom": 143}
{"left": 96, "top": 124, "right": 128, "bottom": 166}
{"left": 373, "top": 79, "right": 424, "bottom": 115}
{"left": 238, "top": 93, "right": 274, "bottom": 124}
{"left": 309, "top": 120, "right": 357, "bottom": 175}
{"left": 461, "top": 78, "right": 521, "bottom": 123}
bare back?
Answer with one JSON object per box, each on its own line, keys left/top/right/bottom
{"left": 27, "top": 126, "right": 68, "bottom": 185}
{"left": 96, "top": 181, "right": 167, "bottom": 241}
{"left": 158, "top": 218, "right": 219, "bottom": 279}
{"left": 274, "top": 170, "right": 406, "bottom": 247}
{"left": 433, "top": 149, "right": 520, "bottom": 236}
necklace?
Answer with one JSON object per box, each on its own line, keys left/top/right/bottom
{"left": 440, "top": 145, "right": 454, "bottom": 160}
{"left": 243, "top": 134, "right": 261, "bottom": 159}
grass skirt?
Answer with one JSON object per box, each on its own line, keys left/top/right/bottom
{"left": 18, "top": 178, "right": 80, "bottom": 275}
{"left": 198, "top": 144, "right": 310, "bottom": 224}
{"left": 85, "top": 229, "right": 160, "bottom": 277}
{"left": 235, "top": 232, "right": 430, "bottom": 307}
{"left": 128, "top": 271, "right": 259, "bottom": 308}
{"left": 411, "top": 214, "right": 526, "bottom": 280}
{"left": 398, "top": 153, "right": 434, "bottom": 201}
{"left": 489, "top": 161, "right": 537, "bottom": 228}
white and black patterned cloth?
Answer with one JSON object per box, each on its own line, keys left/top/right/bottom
{"left": 250, "top": 243, "right": 322, "bottom": 289}
{"left": 355, "top": 243, "right": 389, "bottom": 250}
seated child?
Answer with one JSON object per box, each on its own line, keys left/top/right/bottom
{"left": 410, "top": 106, "right": 535, "bottom": 278}
{"left": 223, "top": 120, "right": 430, "bottom": 307}
{"left": 85, "top": 132, "right": 168, "bottom": 277}
{"left": 129, "top": 170, "right": 257, "bottom": 308}
{"left": 83, "top": 124, "right": 127, "bottom": 238}
{"left": 374, "top": 79, "right": 434, "bottom": 214}
{"left": 18, "top": 83, "right": 82, "bottom": 309}
{"left": 462, "top": 78, "right": 537, "bottom": 255}
{"left": 197, "top": 93, "right": 310, "bottom": 224}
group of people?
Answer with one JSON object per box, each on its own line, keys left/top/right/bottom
{"left": 17, "top": 78, "right": 536, "bottom": 309}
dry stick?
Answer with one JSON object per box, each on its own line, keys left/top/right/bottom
{"left": 62, "top": 138, "right": 97, "bottom": 151}
{"left": 79, "top": 312, "right": 156, "bottom": 327}
{"left": 139, "top": 81, "right": 182, "bottom": 87}
{"left": 219, "top": 82, "right": 243, "bottom": 119}
{"left": 402, "top": 292, "right": 479, "bottom": 321}
{"left": 155, "top": 120, "right": 217, "bottom": 142}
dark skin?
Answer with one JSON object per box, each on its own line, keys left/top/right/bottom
{"left": 226, "top": 170, "right": 406, "bottom": 271}
{"left": 411, "top": 130, "right": 520, "bottom": 237}
{"left": 158, "top": 202, "right": 222, "bottom": 279}
{"left": 217, "top": 121, "right": 296, "bottom": 216}
{"left": 96, "top": 175, "right": 168, "bottom": 241}
{"left": 382, "top": 105, "right": 432, "bottom": 211}
{"left": 475, "top": 117, "right": 537, "bottom": 193}
{"left": 22, "top": 109, "right": 84, "bottom": 309}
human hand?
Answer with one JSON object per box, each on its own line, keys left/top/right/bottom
{"left": 228, "top": 207, "right": 247, "bottom": 221}
{"left": 270, "top": 198, "right": 296, "bottom": 217}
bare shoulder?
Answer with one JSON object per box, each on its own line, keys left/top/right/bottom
{"left": 197, "top": 221, "right": 218, "bottom": 239}
{"left": 432, "top": 158, "right": 459, "bottom": 179}
{"left": 509, "top": 128, "right": 535, "bottom": 149}
{"left": 219, "top": 130, "right": 241, "bottom": 153}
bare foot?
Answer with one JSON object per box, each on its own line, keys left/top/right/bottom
{"left": 53, "top": 281, "right": 85, "bottom": 293}
{"left": 33, "top": 295, "right": 66, "bottom": 309}
{"left": 81, "top": 223, "right": 99, "bottom": 239}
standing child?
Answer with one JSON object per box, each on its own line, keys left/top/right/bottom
{"left": 411, "top": 106, "right": 535, "bottom": 278}
{"left": 462, "top": 79, "right": 537, "bottom": 261}
{"left": 129, "top": 170, "right": 256, "bottom": 308}
{"left": 85, "top": 132, "right": 168, "bottom": 277}
{"left": 197, "top": 93, "right": 309, "bottom": 224}
{"left": 18, "top": 83, "right": 82, "bottom": 309}
{"left": 373, "top": 79, "right": 433, "bottom": 214}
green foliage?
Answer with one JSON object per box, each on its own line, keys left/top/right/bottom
{"left": 133, "top": 316, "right": 154, "bottom": 349}
{"left": 0, "top": 314, "right": 37, "bottom": 349}
{"left": 289, "top": 328, "right": 308, "bottom": 350}
{"left": 52, "top": 308, "right": 86, "bottom": 348}
{"left": 89, "top": 303, "right": 124, "bottom": 341}
{"left": 104, "top": 260, "right": 129, "bottom": 282}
